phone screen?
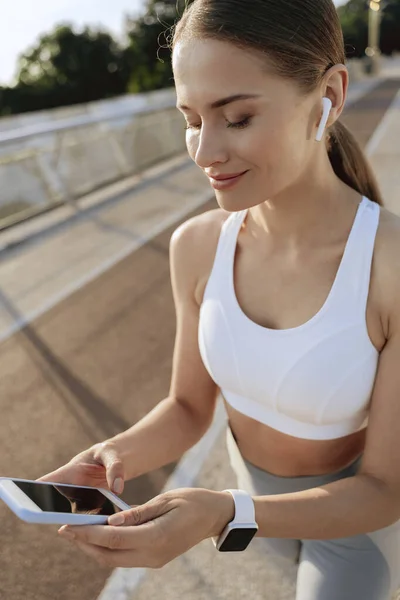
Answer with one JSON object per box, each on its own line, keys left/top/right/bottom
{"left": 13, "top": 480, "right": 121, "bottom": 516}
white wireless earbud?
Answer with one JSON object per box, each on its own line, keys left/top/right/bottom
{"left": 315, "top": 97, "right": 332, "bottom": 142}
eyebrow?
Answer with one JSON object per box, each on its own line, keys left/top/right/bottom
{"left": 177, "top": 94, "right": 262, "bottom": 111}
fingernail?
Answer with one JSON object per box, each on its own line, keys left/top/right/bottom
{"left": 59, "top": 527, "right": 75, "bottom": 540}
{"left": 113, "top": 478, "right": 124, "bottom": 494}
{"left": 108, "top": 512, "right": 125, "bottom": 526}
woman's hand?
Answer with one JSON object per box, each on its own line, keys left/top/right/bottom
{"left": 37, "top": 440, "right": 125, "bottom": 496}
{"left": 58, "top": 488, "right": 235, "bottom": 569}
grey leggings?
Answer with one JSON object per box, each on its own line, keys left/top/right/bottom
{"left": 226, "top": 426, "right": 400, "bottom": 600}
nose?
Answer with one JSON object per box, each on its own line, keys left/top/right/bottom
{"left": 190, "top": 124, "right": 229, "bottom": 170}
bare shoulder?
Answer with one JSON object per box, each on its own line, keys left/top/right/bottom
{"left": 374, "top": 206, "right": 400, "bottom": 333}
{"left": 171, "top": 207, "right": 230, "bottom": 246}
{"left": 170, "top": 208, "right": 232, "bottom": 306}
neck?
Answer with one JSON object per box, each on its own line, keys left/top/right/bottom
{"left": 246, "top": 154, "right": 361, "bottom": 250}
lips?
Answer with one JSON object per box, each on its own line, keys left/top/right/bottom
{"left": 208, "top": 171, "right": 248, "bottom": 181}
{"left": 208, "top": 170, "right": 248, "bottom": 191}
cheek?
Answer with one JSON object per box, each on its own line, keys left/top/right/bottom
{"left": 253, "top": 118, "right": 310, "bottom": 176}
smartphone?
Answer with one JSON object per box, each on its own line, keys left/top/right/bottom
{"left": 0, "top": 477, "right": 131, "bottom": 525}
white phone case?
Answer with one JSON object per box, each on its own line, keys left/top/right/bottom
{"left": 0, "top": 477, "right": 131, "bottom": 525}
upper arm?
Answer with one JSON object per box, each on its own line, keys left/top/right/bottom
{"left": 167, "top": 211, "right": 224, "bottom": 428}
{"left": 359, "top": 327, "right": 400, "bottom": 500}
{"left": 358, "top": 216, "right": 400, "bottom": 503}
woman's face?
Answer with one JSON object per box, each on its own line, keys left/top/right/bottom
{"left": 173, "top": 38, "right": 323, "bottom": 212}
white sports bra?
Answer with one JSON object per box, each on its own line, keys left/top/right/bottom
{"left": 198, "top": 196, "right": 381, "bottom": 440}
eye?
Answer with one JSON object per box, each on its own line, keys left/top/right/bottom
{"left": 226, "top": 116, "right": 252, "bottom": 129}
{"left": 184, "top": 116, "right": 252, "bottom": 131}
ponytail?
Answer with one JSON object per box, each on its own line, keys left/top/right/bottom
{"left": 328, "top": 121, "right": 383, "bottom": 206}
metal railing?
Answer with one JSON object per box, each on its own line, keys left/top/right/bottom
{"left": 0, "top": 90, "right": 186, "bottom": 231}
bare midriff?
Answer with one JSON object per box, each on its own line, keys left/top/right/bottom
{"left": 223, "top": 396, "right": 367, "bottom": 477}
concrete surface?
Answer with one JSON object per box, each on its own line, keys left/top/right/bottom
{"left": 0, "top": 154, "right": 212, "bottom": 344}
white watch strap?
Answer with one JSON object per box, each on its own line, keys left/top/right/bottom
{"left": 222, "top": 489, "right": 256, "bottom": 524}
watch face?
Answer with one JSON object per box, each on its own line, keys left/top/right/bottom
{"left": 218, "top": 528, "right": 258, "bottom": 552}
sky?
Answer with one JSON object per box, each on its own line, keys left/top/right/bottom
{"left": 0, "top": 0, "right": 348, "bottom": 87}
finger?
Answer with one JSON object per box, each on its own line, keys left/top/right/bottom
{"left": 107, "top": 505, "right": 140, "bottom": 526}
{"left": 36, "top": 466, "right": 76, "bottom": 484}
{"left": 59, "top": 521, "right": 156, "bottom": 550}
{"left": 108, "top": 506, "right": 141, "bottom": 527}
{"left": 108, "top": 495, "right": 172, "bottom": 527}
{"left": 96, "top": 442, "right": 125, "bottom": 495}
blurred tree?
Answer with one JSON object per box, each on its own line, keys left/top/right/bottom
{"left": 0, "top": 2, "right": 194, "bottom": 115}
{"left": 380, "top": 0, "right": 400, "bottom": 54}
{"left": 0, "top": 24, "right": 130, "bottom": 115}
{"left": 124, "top": 0, "right": 193, "bottom": 93}
{"left": 338, "top": 0, "right": 400, "bottom": 57}
{"left": 338, "top": 0, "right": 370, "bottom": 58}
{"left": 19, "top": 24, "right": 131, "bottom": 104}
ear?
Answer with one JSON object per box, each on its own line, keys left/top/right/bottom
{"left": 321, "top": 64, "right": 349, "bottom": 127}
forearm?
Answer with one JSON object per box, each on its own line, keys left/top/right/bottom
{"left": 252, "top": 474, "right": 399, "bottom": 540}
{"left": 109, "top": 397, "right": 210, "bottom": 481}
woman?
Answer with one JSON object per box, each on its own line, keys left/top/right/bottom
{"left": 41, "top": 1, "right": 400, "bottom": 598}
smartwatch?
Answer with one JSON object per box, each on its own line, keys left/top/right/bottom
{"left": 212, "top": 489, "right": 259, "bottom": 552}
